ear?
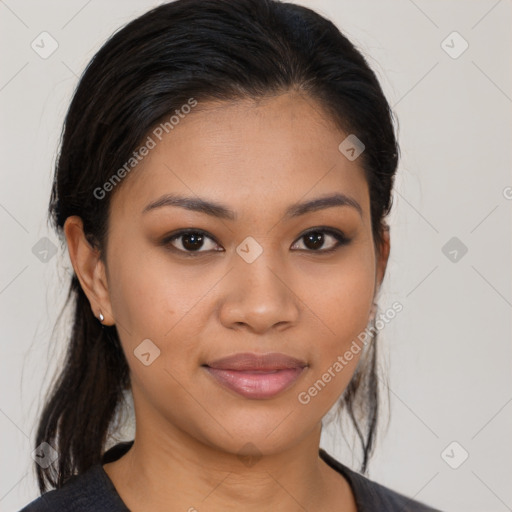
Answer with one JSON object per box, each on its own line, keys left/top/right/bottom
{"left": 63, "top": 216, "right": 114, "bottom": 325}
{"left": 374, "top": 223, "right": 390, "bottom": 300}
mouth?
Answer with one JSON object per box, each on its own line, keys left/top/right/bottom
{"left": 202, "top": 352, "right": 308, "bottom": 399}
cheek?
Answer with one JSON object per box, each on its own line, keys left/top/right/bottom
{"left": 294, "top": 251, "right": 375, "bottom": 401}
{"left": 107, "top": 241, "right": 181, "bottom": 325}
{"left": 297, "top": 247, "right": 375, "bottom": 339}
{"left": 107, "top": 248, "right": 215, "bottom": 365}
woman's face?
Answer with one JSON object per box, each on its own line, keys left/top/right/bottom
{"left": 100, "top": 91, "right": 389, "bottom": 456}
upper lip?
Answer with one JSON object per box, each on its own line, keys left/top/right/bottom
{"left": 204, "top": 352, "right": 308, "bottom": 371}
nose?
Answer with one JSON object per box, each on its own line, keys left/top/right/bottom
{"left": 218, "top": 253, "right": 300, "bottom": 335}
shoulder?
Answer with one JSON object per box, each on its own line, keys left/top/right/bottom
{"left": 319, "top": 449, "right": 443, "bottom": 512}
{"left": 346, "top": 471, "right": 442, "bottom": 511}
{"left": 18, "top": 464, "right": 129, "bottom": 512}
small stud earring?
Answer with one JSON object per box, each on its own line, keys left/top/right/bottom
{"left": 369, "top": 302, "right": 377, "bottom": 322}
{"left": 98, "top": 312, "right": 105, "bottom": 322}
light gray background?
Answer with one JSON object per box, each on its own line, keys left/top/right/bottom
{"left": 1, "top": 1, "right": 511, "bottom": 511}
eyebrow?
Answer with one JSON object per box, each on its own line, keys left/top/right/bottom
{"left": 142, "top": 192, "right": 363, "bottom": 220}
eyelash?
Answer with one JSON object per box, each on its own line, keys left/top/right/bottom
{"left": 161, "top": 227, "right": 351, "bottom": 257}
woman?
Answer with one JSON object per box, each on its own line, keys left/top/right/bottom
{"left": 20, "top": 0, "right": 441, "bottom": 510}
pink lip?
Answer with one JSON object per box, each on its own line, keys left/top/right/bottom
{"left": 204, "top": 367, "right": 307, "bottom": 399}
{"left": 204, "top": 352, "right": 307, "bottom": 371}
{"left": 203, "top": 352, "right": 308, "bottom": 399}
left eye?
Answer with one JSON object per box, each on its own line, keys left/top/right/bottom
{"left": 163, "top": 228, "right": 349, "bottom": 255}
{"left": 291, "top": 229, "right": 348, "bottom": 252}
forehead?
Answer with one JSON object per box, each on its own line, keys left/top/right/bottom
{"left": 110, "top": 92, "right": 370, "bottom": 220}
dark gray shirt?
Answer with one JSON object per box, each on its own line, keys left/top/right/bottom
{"left": 19, "top": 441, "right": 442, "bottom": 511}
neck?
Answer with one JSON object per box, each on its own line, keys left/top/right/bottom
{"left": 104, "top": 420, "right": 353, "bottom": 511}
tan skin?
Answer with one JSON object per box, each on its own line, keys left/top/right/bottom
{"left": 64, "top": 91, "right": 390, "bottom": 512}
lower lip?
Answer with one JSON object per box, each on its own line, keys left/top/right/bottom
{"left": 203, "top": 366, "right": 307, "bottom": 399}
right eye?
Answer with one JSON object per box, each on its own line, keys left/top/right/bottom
{"left": 163, "top": 229, "right": 223, "bottom": 255}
